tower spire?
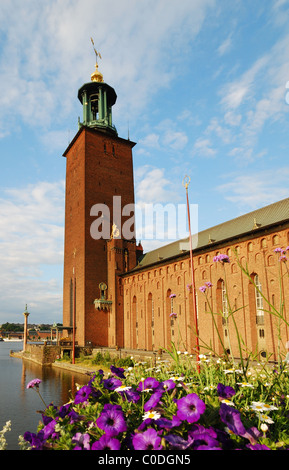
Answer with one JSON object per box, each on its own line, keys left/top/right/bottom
{"left": 77, "top": 40, "right": 117, "bottom": 134}
{"left": 90, "top": 38, "right": 104, "bottom": 83}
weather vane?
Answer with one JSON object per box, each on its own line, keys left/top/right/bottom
{"left": 91, "top": 37, "right": 102, "bottom": 63}
{"left": 182, "top": 175, "right": 191, "bottom": 190}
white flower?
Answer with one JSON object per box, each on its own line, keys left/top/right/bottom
{"left": 115, "top": 385, "right": 132, "bottom": 393}
{"left": 220, "top": 399, "right": 235, "bottom": 407}
{"left": 237, "top": 382, "right": 254, "bottom": 388}
{"left": 169, "top": 376, "right": 183, "bottom": 381}
{"left": 257, "top": 414, "right": 274, "bottom": 424}
{"left": 260, "top": 423, "right": 268, "bottom": 433}
{"left": 250, "top": 401, "right": 278, "bottom": 412}
{"left": 204, "top": 385, "right": 216, "bottom": 391}
{"left": 142, "top": 410, "right": 161, "bottom": 421}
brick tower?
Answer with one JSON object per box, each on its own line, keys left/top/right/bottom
{"left": 62, "top": 54, "right": 136, "bottom": 347}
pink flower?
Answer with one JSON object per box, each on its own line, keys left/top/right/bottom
{"left": 213, "top": 254, "right": 230, "bottom": 263}
{"left": 26, "top": 379, "right": 42, "bottom": 389}
{"left": 274, "top": 247, "right": 285, "bottom": 253}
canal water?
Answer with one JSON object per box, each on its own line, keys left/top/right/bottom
{"left": 0, "top": 341, "right": 90, "bottom": 450}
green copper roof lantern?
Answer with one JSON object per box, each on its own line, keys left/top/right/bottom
{"left": 78, "top": 81, "right": 117, "bottom": 134}
{"left": 78, "top": 41, "right": 117, "bottom": 135}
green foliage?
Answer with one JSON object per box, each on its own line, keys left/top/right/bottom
{"left": 21, "top": 354, "right": 289, "bottom": 450}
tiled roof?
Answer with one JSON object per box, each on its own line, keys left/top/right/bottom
{"left": 134, "top": 197, "right": 289, "bottom": 270}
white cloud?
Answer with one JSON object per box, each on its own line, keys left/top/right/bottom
{"left": 137, "top": 118, "right": 189, "bottom": 156}
{"left": 216, "top": 168, "right": 289, "bottom": 210}
{"left": 0, "top": 180, "right": 65, "bottom": 323}
{"left": 193, "top": 138, "right": 216, "bottom": 158}
{"left": 138, "top": 133, "right": 160, "bottom": 149}
{"left": 162, "top": 130, "right": 188, "bottom": 150}
{"left": 0, "top": 0, "right": 216, "bottom": 137}
{"left": 135, "top": 166, "right": 177, "bottom": 205}
{"left": 217, "top": 34, "right": 232, "bottom": 56}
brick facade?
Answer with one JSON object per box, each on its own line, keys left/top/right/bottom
{"left": 121, "top": 224, "right": 289, "bottom": 361}
{"left": 62, "top": 126, "right": 135, "bottom": 348}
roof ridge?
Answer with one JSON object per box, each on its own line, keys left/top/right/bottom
{"left": 134, "top": 197, "right": 289, "bottom": 269}
{"left": 197, "top": 196, "right": 289, "bottom": 236}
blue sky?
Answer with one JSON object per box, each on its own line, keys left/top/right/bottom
{"left": 1, "top": 0, "right": 289, "bottom": 324}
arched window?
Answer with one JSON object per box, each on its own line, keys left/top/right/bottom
{"left": 255, "top": 275, "right": 264, "bottom": 324}
{"left": 221, "top": 281, "right": 228, "bottom": 323}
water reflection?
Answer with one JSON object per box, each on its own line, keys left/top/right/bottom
{"left": 0, "top": 342, "right": 90, "bottom": 450}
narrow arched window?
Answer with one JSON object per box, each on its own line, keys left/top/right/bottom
{"left": 255, "top": 275, "right": 264, "bottom": 325}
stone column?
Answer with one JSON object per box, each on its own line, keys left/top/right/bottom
{"left": 23, "top": 305, "right": 30, "bottom": 352}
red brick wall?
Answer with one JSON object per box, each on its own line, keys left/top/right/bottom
{"left": 123, "top": 226, "right": 289, "bottom": 361}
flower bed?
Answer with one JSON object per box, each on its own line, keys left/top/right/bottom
{"left": 14, "top": 250, "right": 289, "bottom": 451}
{"left": 21, "top": 354, "right": 289, "bottom": 450}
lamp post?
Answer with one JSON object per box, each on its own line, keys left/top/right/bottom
{"left": 23, "top": 304, "right": 30, "bottom": 352}
{"left": 182, "top": 176, "right": 200, "bottom": 372}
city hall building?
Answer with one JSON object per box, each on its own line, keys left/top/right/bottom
{"left": 62, "top": 58, "right": 289, "bottom": 361}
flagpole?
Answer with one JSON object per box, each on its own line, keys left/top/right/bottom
{"left": 183, "top": 176, "right": 200, "bottom": 373}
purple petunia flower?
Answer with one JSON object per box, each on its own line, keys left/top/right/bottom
{"left": 246, "top": 443, "right": 271, "bottom": 450}
{"left": 199, "top": 285, "right": 206, "bottom": 293}
{"left": 72, "top": 432, "right": 90, "bottom": 450}
{"left": 176, "top": 393, "right": 206, "bottom": 423}
{"left": 96, "top": 404, "right": 127, "bottom": 436}
{"left": 74, "top": 385, "right": 94, "bottom": 404}
{"left": 169, "top": 293, "right": 176, "bottom": 298}
{"left": 68, "top": 409, "right": 84, "bottom": 424}
{"left": 58, "top": 403, "right": 71, "bottom": 419}
{"left": 161, "top": 379, "right": 176, "bottom": 391}
{"left": 217, "top": 383, "right": 236, "bottom": 399}
{"left": 164, "top": 433, "right": 194, "bottom": 449}
{"left": 155, "top": 416, "right": 182, "bottom": 430}
{"left": 143, "top": 390, "right": 163, "bottom": 412}
{"left": 137, "top": 377, "right": 160, "bottom": 392}
{"left": 42, "top": 419, "right": 58, "bottom": 440}
{"left": 119, "top": 388, "right": 140, "bottom": 403}
{"left": 243, "top": 426, "right": 262, "bottom": 445}
{"left": 23, "top": 430, "right": 46, "bottom": 450}
{"left": 189, "top": 425, "right": 221, "bottom": 450}
{"left": 132, "top": 428, "right": 163, "bottom": 450}
{"left": 91, "top": 434, "right": 121, "bottom": 450}
{"left": 110, "top": 365, "right": 126, "bottom": 379}
{"left": 219, "top": 403, "right": 247, "bottom": 437}
{"left": 102, "top": 377, "right": 122, "bottom": 391}
{"left": 26, "top": 378, "right": 42, "bottom": 389}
